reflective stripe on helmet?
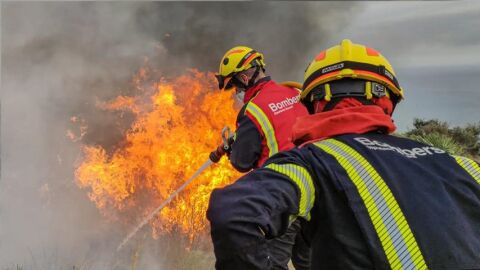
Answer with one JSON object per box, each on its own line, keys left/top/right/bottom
{"left": 236, "top": 50, "right": 258, "bottom": 69}
{"left": 303, "top": 61, "right": 400, "bottom": 94}
{"left": 454, "top": 156, "right": 480, "bottom": 185}
{"left": 265, "top": 163, "right": 315, "bottom": 221}
{"left": 245, "top": 102, "right": 279, "bottom": 157}
{"left": 315, "top": 139, "right": 428, "bottom": 270}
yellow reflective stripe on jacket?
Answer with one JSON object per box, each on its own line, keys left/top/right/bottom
{"left": 454, "top": 156, "right": 480, "bottom": 185}
{"left": 266, "top": 163, "right": 315, "bottom": 221}
{"left": 315, "top": 139, "right": 427, "bottom": 270}
{"left": 245, "top": 102, "right": 279, "bottom": 157}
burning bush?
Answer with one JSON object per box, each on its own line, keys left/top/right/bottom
{"left": 74, "top": 67, "right": 241, "bottom": 243}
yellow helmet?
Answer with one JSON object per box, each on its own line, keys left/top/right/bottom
{"left": 215, "top": 46, "right": 266, "bottom": 91}
{"left": 302, "top": 39, "right": 403, "bottom": 108}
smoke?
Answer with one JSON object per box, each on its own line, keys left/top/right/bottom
{"left": 0, "top": 2, "right": 362, "bottom": 268}
{"left": 134, "top": 2, "right": 361, "bottom": 80}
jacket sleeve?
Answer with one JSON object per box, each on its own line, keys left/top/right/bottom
{"left": 207, "top": 151, "right": 315, "bottom": 270}
{"left": 229, "top": 104, "right": 263, "bottom": 172}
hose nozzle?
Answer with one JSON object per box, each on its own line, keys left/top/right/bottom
{"left": 209, "top": 126, "right": 234, "bottom": 163}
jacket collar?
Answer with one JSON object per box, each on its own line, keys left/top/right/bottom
{"left": 243, "top": 76, "right": 271, "bottom": 103}
{"left": 292, "top": 105, "right": 397, "bottom": 146}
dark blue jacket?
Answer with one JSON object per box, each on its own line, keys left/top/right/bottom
{"left": 207, "top": 133, "right": 480, "bottom": 270}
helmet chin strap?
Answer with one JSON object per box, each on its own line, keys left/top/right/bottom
{"left": 247, "top": 65, "right": 261, "bottom": 89}
{"left": 235, "top": 64, "right": 261, "bottom": 90}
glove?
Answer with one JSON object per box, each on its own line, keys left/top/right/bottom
{"left": 209, "top": 135, "right": 235, "bottom": 163}
{"left": 225, "top": 135, "right": 235, "bottom": 156}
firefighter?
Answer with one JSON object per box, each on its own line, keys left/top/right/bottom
{"left": 215, "top": 46, "right": 308, "bottom": 172}
{"left": 214, "top": 46, "right": 311, "bottom": 269}
{"left": 207, "top": 39, "right": 480, "bottom": 269}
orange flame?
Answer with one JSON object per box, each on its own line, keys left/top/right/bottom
{"left": 74, "top": 68, "right": 240, "bottom": 242}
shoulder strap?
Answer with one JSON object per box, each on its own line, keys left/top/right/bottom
{"left": 245, "top": 102, "right": 279, "bottom": 156}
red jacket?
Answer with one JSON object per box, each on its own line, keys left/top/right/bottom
{"left": 229, "top": 77, "right": 308, "bottom": 172}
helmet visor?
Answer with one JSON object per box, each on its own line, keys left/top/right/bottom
{"left": 215, "top": 74, "right": 235, "bottom": 91}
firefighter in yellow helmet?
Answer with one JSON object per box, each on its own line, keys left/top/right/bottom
{"left": 208, "top": 40, "right": 480, "bottom": 269}
{"left": 213, "top": 46, "right": 311, "bottom": 269}
{"left": 215, "top": 46, "right": 266, "bottom": 98}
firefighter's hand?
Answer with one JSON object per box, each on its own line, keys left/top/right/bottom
{"left": 225, "top": 135, "right": 235, "bottom": 155}
{"left": 209, "top": 136, "right": 234, "bottom": 163}
{"left": 224, "top": 135, "right": 236, "bottom": 161}
{"left": 210, "top": 127, "right": 235, "bottom": 163}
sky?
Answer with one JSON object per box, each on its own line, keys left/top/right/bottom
{"left": 326, "top": 1, "right": 480, "bottom": 130}
{"left": 0, "top": 1, "right": 479, "bottom": 268}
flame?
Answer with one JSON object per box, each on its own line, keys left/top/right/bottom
{"left": 74, "top": 68, "right": 240, "bottom": 242}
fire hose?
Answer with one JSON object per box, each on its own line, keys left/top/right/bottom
{"left": 280, "top": 81, "right": 302, "bottom": 90}
{"left": 117, "top": 126, "right": 234, "bottom": 251}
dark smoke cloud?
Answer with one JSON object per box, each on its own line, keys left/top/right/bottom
{"left": 1, "top": 2, "right": 361, "bottom": 267}
{"left": 135, "top": 2, "right": 362, "bottom": 80}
